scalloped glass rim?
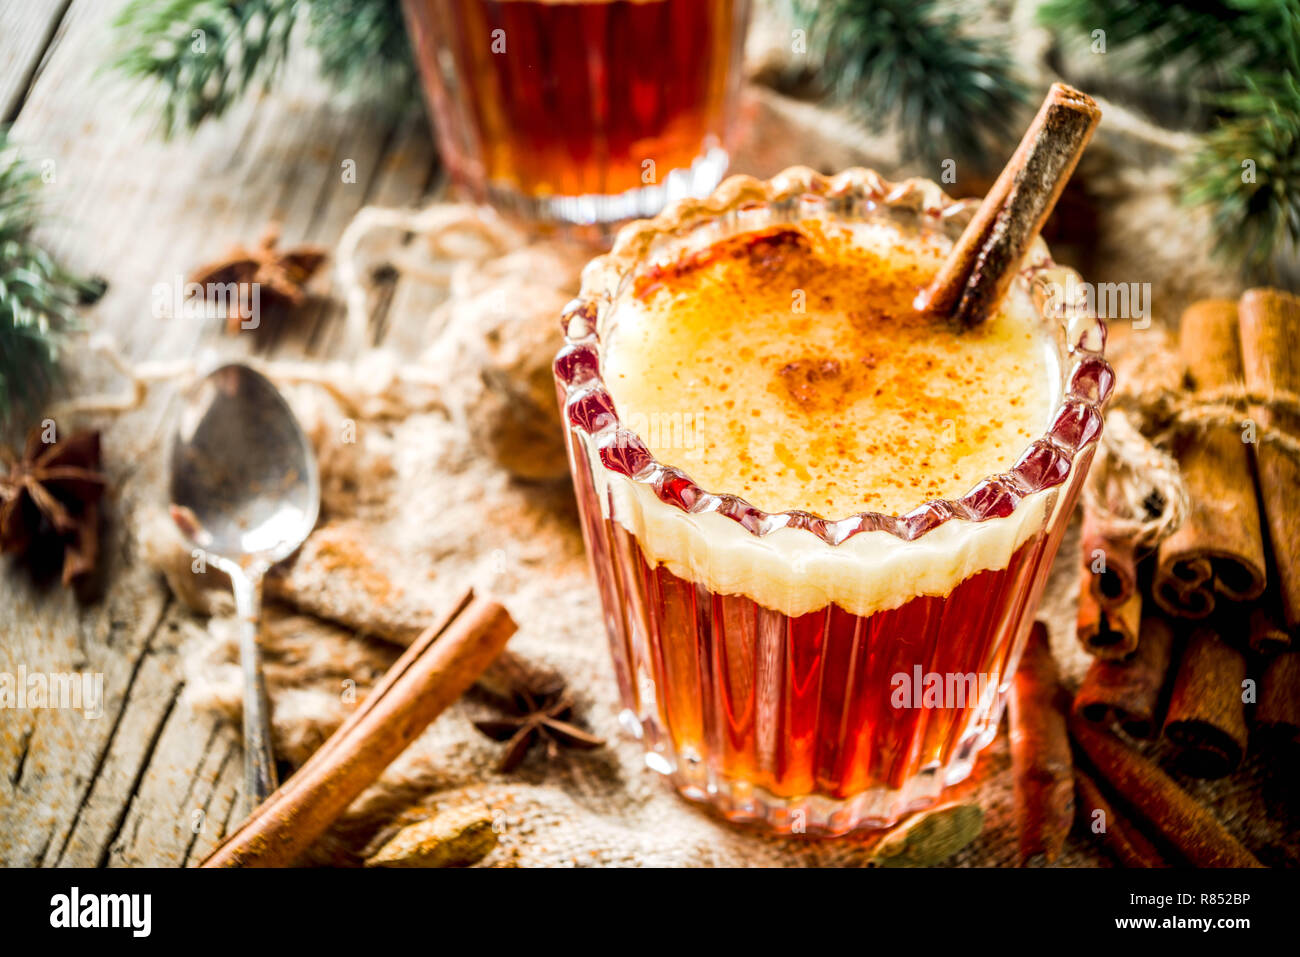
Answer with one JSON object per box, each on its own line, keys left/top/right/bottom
{"left": 554, "top": 166, "right": 1114, "bottom": 547}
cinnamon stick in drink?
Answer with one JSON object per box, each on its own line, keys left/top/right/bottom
{"left": 1068, "top": 715, "right": 1263, "bottom": 868}
{"left": 1154, "top": 300, "right": 1267, "bottom": 618}
{"left": 1009, "top": 622, "right": 1074, "bottom": 866}
{"left": 1162, "top": 626, "right": 1249, "bottom": 778}
{"left": 1238, "top": 288, "right": 1300, "bottom": 631}
{"left": 202, "top": 593, "right": 517, "bottom": 867}
{"left": 918, "top": 83, "right": 1101, "bottom": 326}
{"left": 1254, "top": 650, "right": 1300, "bottom": 754}
{"left": 1076, "top": 571, "right": 1140, "bottom": 659}
{"left": 1074, "top": 614, "right": 1176, "bottom": 737}
{"left": 1073, "top": 768, "right": 1169, "bottom": 868}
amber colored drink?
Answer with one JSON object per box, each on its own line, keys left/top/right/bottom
{"left": 555, "top": 169, "right": 1111, "bottom": 833}
{"left": 402, "top": 0, "right": 750, "bottom": 225}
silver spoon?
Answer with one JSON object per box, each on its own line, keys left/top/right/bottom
{"left": 168, "top": 363, "right": 320, "bottom": 811}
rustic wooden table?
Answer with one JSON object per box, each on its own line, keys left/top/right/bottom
{"left": 0, "top": 0, "right": 444, "bottom": 867}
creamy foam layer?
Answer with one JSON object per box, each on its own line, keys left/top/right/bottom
{"left": 603, "top": 221, "right": 1057, "bottom": 518}
{"left": 590, "top": 218, "right": 1064, "bottom": 617}
{"left": 590, "top": 458, "right": 1055, "bottom": 617}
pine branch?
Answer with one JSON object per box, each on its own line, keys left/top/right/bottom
{"left": 111, "top": 0, "right": 415, "bottom": 136}
{"left": 1040, "top": 0, "right": 1300, "bottom": 274}
{"left": 0, "top": 132, "right": 101, "bottom": 426}
{"left": 1184, "top": 70, "right": 1300, "bottom": 275}
{"left": 307, "top": 0, "right": 416, "bottom": 104}
{"left": 1037, "top": 0, "right": 1297, "bottom": 87}
{"left": 794, "top": 0, "right": 1029, "bottom": 169}
{"left": 111, "top": 0, "right": 303, "bottom": 137}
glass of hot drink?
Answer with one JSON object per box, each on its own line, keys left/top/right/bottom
{"left": 402, "top": 0, "right": 751, "bottom": 227}
{"left": 554, "top": 167, "right": 1111, "bottom": 834}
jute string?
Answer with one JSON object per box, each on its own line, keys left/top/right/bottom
{"left": 1083, "top": 380, "right": 1300, "bottom": 553}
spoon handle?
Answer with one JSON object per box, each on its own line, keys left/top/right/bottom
{"left": 229, "top": 567, "right": 279, "bottom": 810}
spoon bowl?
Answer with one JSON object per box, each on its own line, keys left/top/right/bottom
{"left": 170, "top": 364, "right": 319, "bottom": 565}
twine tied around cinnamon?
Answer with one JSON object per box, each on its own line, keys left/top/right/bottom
{"left": 1084, "top": 380, "right": 1300, "bottom": 557}
{"left": 1153, "top": 385, "right": 1300, "bottom": 461}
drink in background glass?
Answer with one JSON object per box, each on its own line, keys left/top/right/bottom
{"left": 402, "top": 0, "right": 751, "bottom": 226}
{"left": 554, "top": 168, "right": 1112, "bottom": 833}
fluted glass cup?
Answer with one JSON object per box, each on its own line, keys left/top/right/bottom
{"left": 554, "top": 167, "right": 1112, "bottom": 834}
{"left": 402, "top": 0, "right": 751, "bottom": 227}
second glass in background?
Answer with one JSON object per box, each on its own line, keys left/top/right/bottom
{"left": 402, "top": 0, "right": 751, "bottom": 227}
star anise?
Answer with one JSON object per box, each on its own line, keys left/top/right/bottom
{"left": 0, "top": 428, "right": 106, "bottom": 586}
{"left": 473, "top": 684, "right": 605, "bottom": 773}
{"left": 189, "top": 224, "right": 327, "bottom": 333}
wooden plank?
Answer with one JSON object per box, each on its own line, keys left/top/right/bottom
{"left": 181, "top": 736, "right": 242, "bottom": 866}
{"left": 103, "top": 703, "right": 240, "bottom": 867}
{"left": 316, "top": 111, "right": 444, "bottom": 356}
{"left": 338, "top": 108, "right": 446, "bottom": 355}
{"left": 252, "top": 94, "right": 417, "bottom": 357}
{"left": 0, "top": 575, "right": 170, "bottom": 866}
{"left": 51, "top": 605, "right": 185, "bottom": 867}
{"left": 0, "top": 0, "right": 69, "bottom": 121}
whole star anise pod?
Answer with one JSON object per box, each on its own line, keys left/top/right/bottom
{"left": 474, "top": 683, "right": 605, "bottom": 773}
{"left": 0, "top": 428, "right": 106, "bottom": 586}
{"left": 189, "top": 224, "right": 326, "bottom": 334}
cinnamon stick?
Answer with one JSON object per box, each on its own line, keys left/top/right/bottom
{"left": 202, "top": 593, "right": 517, "bottom": 867}
{"left": 1162, "top": 626, "right": 1249, "bottom": 779}
{"left": 1073, "top": 768, "right": 1169, "bottom": 868}
{"left": 1247, "top": 598, "right": 1292, "bottom": 656}
{"left": 1081, "top": 507, "right": 1138, "bottom": 610}
{"left": 1068, "top": 715, "right": 1263, "bottom": 868}
{"left": 1154, "top": 300, "right": 1267, "bottom": 618}
{"left": 1076, "top": 570, "right": 1140, "bottom": 659}
{"left": 1074, "top": 614, "right": 1176, "bottom": 737}
{"left": 917, "top": 83, "right": 1100, "bottom": 326}
{"left": 1009, "top": 621, "right": 1073, "bottom": 866}
{"left": 1254, "top": 650, "right": 1300, "bottom": 754}
{"left": 1238, "top": 288, "right": 1300, "bottom": 631}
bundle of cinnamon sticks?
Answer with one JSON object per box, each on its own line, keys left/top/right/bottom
{"left": 1008, "top": 288, "right": 1300, "bottom": 868}
{"left": 1075, "top": 288, "right": 1300, "bottom": 782}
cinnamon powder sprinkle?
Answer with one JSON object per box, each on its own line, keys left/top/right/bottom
{"left": 604, "top": 221, "right": 1056, "bottom": 519}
